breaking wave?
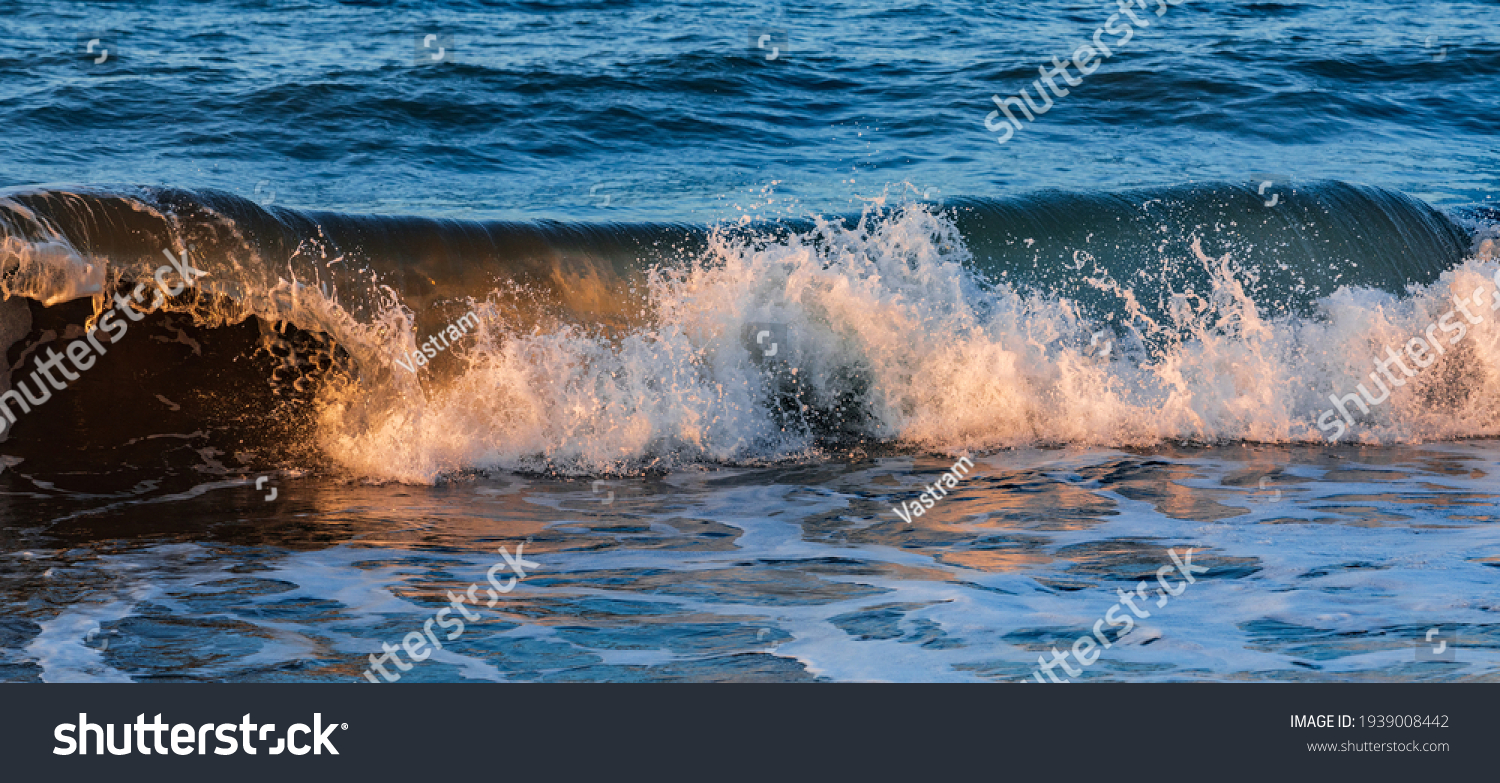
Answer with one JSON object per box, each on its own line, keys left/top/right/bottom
{"left": 0, "top": 180, "right": 1492, "bottom": 480}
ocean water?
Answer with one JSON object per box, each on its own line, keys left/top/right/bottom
{"left": 1, "top": 0, "right": 1497, "bottom": 682}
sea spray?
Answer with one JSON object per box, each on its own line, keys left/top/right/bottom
{"left": 2, "top": 186, "right": 1496, "bottom": 481}
{"left": 320, "top": 204, "right": 1500, "bottom": 480}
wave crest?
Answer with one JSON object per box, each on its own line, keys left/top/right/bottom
{"left": 0, "top": 183, "right": 1492, "bottom": 480}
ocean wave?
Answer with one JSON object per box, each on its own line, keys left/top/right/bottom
{"left": 0, "top": 181, "right": 1492, "bottom": 480}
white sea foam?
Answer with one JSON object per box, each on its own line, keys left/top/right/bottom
{"left": 315, "top": 205, "right": 1500, "bottom": 481}
{"left": 4, "top": 193, "right": 1496, "bottom": 482}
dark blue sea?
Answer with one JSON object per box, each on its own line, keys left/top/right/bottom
{"left": 0, "top": 0, "right": 1496, "bottom": 682}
